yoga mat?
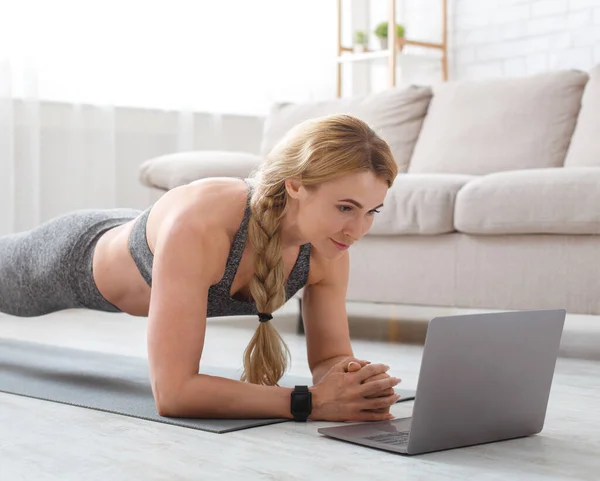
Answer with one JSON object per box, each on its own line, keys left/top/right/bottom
{"left": 0, "top": 338, "right": 415, "bottom": 433}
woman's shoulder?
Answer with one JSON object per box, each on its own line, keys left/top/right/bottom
{"left": 145, "top": 177, "right": 250, "bottom": 253}
{"left": 186, "top": 177, "right": 251, "bottom": 237}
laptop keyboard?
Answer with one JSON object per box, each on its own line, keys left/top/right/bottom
{"left": 363, "top": 431, "right": 410, "bottom": 446}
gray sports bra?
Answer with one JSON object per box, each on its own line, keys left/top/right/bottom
{"left": 127, "top": 179, "right": 312, "bottom": 317}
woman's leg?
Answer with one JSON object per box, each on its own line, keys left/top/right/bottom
{"left": 0, "top": 208, "right": 141, "bottom": 317}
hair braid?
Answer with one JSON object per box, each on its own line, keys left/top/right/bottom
{"left": 240, "top": 182, "right": 291, "bottom": 386}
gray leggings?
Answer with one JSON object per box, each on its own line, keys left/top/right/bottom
{"left": 0, "top": 208, "right": 141, "bottom": 317}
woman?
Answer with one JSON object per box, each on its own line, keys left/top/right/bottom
{"left": 0, "top": 114, "right": 402, "bottom": 422}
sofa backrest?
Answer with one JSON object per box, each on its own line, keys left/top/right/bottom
{"left": 563, "top": 64, "right": 600, "bottom": 168}
{"left": 259, "top": 85, "right": 432, "bottom": 172}
{"left": 406, "top": 69, "right": 589, "bottom": 175}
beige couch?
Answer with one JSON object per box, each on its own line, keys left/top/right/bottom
{"left": 138, "top": 65, "right": 600, "bottom": 318}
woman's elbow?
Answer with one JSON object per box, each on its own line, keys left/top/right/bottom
{"left": 152, "top": 381, "right": 183, "bottom": 417}
{"left": 155, "top": 398, "right": 179, "bottom": 417}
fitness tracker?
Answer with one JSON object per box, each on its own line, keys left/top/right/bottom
{"left": 290, "top": 385, "right": 312, "bottom": 422}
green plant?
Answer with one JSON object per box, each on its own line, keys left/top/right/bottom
{"left": 374, "top": 22, "right": 405, "bottom": 38}
{"left": 354, "top": 30, "right": 368, "bottom": 45}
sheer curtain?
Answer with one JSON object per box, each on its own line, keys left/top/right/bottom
{"left": 0, "top": 0, "right": 337, "bottom": 235}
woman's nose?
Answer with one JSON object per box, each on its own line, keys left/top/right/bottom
{"left": 344, "top": 219, "right": 366, "bottom": 243}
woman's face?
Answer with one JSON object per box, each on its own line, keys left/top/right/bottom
{"left": 286, "top": 171, "right": 389, "bottom": 259}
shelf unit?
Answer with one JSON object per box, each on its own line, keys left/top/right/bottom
{"left": 335, "top": 0, "right": 448, "bottom": 97}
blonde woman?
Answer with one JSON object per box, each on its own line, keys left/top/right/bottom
{"left": 0, "top": 114, "right": 402, "bottom": 422}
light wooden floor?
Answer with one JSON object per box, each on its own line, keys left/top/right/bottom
{"left": 1, "top": 301, "right": 600, "bottom": 480}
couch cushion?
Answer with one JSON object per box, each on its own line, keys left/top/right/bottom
{"left": 138, "top": 151, "right": 263, "bottom": 191}
{"left": 408, "top": 70, "right": 589, "bottom": 175}
{"left": 564, "top": 65, "right": 600, "bottom": 167}
{"left": 368, "top": 173, "right": 476, "bottom": 235}
{"left": 455, "top": 167, "right": 600, "bottom": 234}
{"left": 260, "top": 85, "right": 433, "bottom": 172}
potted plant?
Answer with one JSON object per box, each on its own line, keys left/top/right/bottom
{"left": 374, "top": 21, "right": 406, "bottom": 50}
{"left": 353, "top": 30, "right": 368, "bottom": 52}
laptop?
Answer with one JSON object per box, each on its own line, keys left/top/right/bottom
{"left": 318, "top": 309, "right": 566, "bottom": 455}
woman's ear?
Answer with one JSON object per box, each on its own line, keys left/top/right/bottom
{"left": 284, "top": 178, "right": 303, "bottom": 200}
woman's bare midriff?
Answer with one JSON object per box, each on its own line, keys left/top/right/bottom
{"left": 92, "top": 220, "right": 152, "bottom": 316}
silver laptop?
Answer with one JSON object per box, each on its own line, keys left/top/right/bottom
{"left": 318, "top": 309, "right": 566, "bottom": 455}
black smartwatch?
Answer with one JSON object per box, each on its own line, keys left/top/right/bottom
{"left": 290, "top": 385, "right": 312, "bottom": 422}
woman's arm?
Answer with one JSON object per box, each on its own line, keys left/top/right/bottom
{"left": 302, "top": 250, "right": 396, "bottom": 402}
{"left": 146, "top": 208, "right": 295, "bottom": 418}
{"left": 301, "top": 250, "right": 358, "bottom": 384}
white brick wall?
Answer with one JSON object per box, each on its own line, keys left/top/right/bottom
{"left": 345, "top": 0, "right": 599, "bottom": 93}
{"left": 452, "top": 0, "right": 600, "bottom": 80}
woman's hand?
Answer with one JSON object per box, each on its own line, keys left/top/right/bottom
{"left": 346, "top": 361, "right": 399, "bottom": 414}
{"left": 347, "top": 361, "right": 398, "bottom": 399}
{"left": 308, "top": 357, "right": 401, "bottom": 422}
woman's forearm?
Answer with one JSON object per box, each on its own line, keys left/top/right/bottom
{"left": 311, "top": 354, "right": 351, "bottom": 385}
{"left": 159, "top": 373, "right": 295, "bottom": 419}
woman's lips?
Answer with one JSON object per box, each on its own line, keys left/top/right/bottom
{"left": 330, "top": 238, "right": 349, "bottom": 250}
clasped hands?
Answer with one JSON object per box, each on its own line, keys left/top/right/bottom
{"left": 309, "top": 356, "right": 402, "bottom": 422}
{"left": 346, "top": 358, "right": 400, "bottom": 414}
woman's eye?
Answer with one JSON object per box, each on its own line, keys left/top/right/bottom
{"left": 338, "top": 206, "right": 381, "bottom": 215}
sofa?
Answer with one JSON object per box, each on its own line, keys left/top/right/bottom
{"left": 138, "top": 65, "right": 600, "bottom": 322}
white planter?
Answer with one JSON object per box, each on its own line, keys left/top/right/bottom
{"left": 378, "top": 37, "right": 388, "bottom": 49}
{"left": 353, "top": 44, "right": 367, "bottom": 53}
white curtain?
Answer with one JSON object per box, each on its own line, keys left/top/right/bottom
{"left": 0, "top": 0, "right": 337, "bottom": 235}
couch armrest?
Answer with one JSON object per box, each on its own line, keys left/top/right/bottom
{"left": 138, "top": 150, "right": 264, "bottom": 191}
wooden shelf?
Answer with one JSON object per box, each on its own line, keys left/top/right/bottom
{"left": 336, "top": 49, "right": 442, "bottom": 64}
{"left": 336, "top": 0, "right": 448, "bottom": 97}
{"left": 398, "top": 38, "right": 445, "bottom": 50}
{"left": 336, "top": 50, "right": 389, "bottom": 63}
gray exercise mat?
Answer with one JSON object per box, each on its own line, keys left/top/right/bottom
{"left": 0, "top": 338, "right": 415, "bottom": 433}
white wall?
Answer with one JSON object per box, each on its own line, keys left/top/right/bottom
{"left": 345, "top": 0, "right": 599, "bottom": 95}
{"left": 451, "top": 0, "right": 600, "bottom": 80}
{"left": 2, "top": 0, "right": 338, "bottom": 116}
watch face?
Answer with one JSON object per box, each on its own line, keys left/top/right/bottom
{"left": 292, "top": 392, "right": 311, "bottom": 414}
